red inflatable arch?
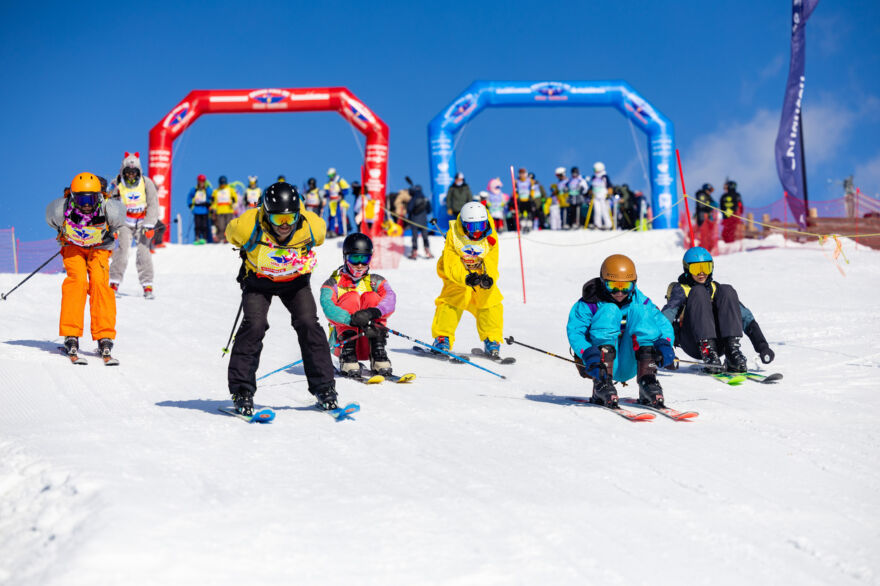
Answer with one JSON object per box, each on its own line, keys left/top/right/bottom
{"left": 148, "top": 87, "right": 389, "bottom": 241}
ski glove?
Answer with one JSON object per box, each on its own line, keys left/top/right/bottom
{"left": 465, "top": 272, "right": 482, "bottom": 287}
{"left": 653, "top": 338, "right": 677, "bottom": 369}
{"left": 479, "top": 274, "right": 494, "bottom": 289}
{"left": 350, "top": 307, "right": 382, "bottom": 328}
{"left": 580, "top": 346, "right": 605, "bottom": 380}
{"left": 143, "top": 226, "right": 155, "bottom": 240}
{"left": 756, "top": 342, "right": 775, "bottom": 364}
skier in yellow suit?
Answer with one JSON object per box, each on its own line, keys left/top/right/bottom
{"left": 430, "top": 201, "right": 505, "bottom": 358}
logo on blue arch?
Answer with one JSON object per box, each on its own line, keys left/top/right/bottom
{"left": 531, "top": 82, "right": 569, "bottom": 100}
{"left": 445, "top": 94, "right": 477, "bottom": 124}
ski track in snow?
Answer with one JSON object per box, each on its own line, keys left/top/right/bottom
{"left": 0, "top": 231, "right": 878, "bottom": 585}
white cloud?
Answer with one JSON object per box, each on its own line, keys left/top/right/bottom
{"left": 682, "top": 98, "right": 858, "bottom": 204}
{"left": 854, "top": 153, "right": 880, "bottom": 200}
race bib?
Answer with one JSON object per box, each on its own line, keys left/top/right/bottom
{"left": 254, "top": 246, "right": 318, "bottom": 280}
{"left": 63, "top": 221, "right": 105, "bottom": 247}
{"left": 193, "top": 190, "right": 207, "bottom": 204}
{"left": 217, "top": 190, "right": 232, "bottom": 204}
{"left": 246, "top": 189, "right": 260, "bottom": 205}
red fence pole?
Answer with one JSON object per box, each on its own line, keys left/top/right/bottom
{"left": 675, "top": 149, "right": 695, "bottom": 246}
{"left": 509, "top": 166, "right": 526, "bottom": 304}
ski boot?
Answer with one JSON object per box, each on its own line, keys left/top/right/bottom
{"left": 232, "top": 391, "right": 254, "bottom": 417}
{"left": 483, "top": 338, "right": 501, "bottom": 358}
{"left": 722, "top": 336, "right": 748, "bottom": 373}
{"left": 143, "top": 285, "right": 155, "bottom": 300}
{"left": 408, "top": 250, "right": 418, "bottom": 260}
{"left": 431, "top": 336, "right": 450, "bottom": 355}
{"left": 313, "top": 383, "right": 339, "bottom": 411}
{"left": 424, "top": 249, "right": 434, "bottom": 259}
{"left": 339, "top": 337, "right": 360, "bottom": 377}
{"left": 699, "top": 338, "right": 722, "bottom": 372}
{"left": 109, "top": 282, "right": 120, "bottom": 295}
{"left": 63, "top": 336, "right": 79, "bottom": 356}
{"left": 98, "top": 338, "right": 113, "bottom": 358}
{"left": 636, "top": 346, "right": 665, "bottom": 408}
{"left": 589, "top": 345, "right": 618, "bottom": 408}
{"left": 370, "top": 331, "right": 392, "bottom": 376}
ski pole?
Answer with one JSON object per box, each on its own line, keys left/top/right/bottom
{"left": 429, "top": 218, "right": 447, "bottom": 237}
{"left": 1, "top": 250, "right": 62, "bottom": 301}
{"left": 221, "top": 300, "right": 244, "bottom": 357}
{"left": 256, "top": 330, "right": 365, "bottom": 382}
{"left": 505, "top": 335, "right": 580, "bottom": 365}
{"left": 377, "top": 324, "right": 506, "bottom": 380}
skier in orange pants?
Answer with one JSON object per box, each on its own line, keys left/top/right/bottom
{"left": 46, "top": 172, "right": 126, "bottom": 361}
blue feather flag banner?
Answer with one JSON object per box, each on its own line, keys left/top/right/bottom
{"left": 775, "top": 0, "right": 819, "bottom": 229}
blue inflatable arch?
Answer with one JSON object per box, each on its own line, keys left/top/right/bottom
{"left": 428, "top": 80, "right": 678, "bottom": 229}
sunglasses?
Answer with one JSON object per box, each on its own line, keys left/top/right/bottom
{"left": 604, "top": 280, "right": 634, "bottom": 294}
{"left": 687, "top": 261, "right": 713, "bottom": 276}
{"left": 346, "top": 253, "right": 372, "bottom": 265}
{"left": 266, "top": 212, "right": 298, "bottom": 226}
{"left": 72, "top": 192, "right": 101, "bottom": 207}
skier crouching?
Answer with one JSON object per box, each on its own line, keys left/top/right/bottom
{"left": 661, "top": 247, "right": 774, "bottom": 373}
{"left": 430, "top": 202, "right": 505, "bottom": 358}
{"left": 567, "top": 254, "right": 676, "bottom": 408}
{"left": 225, "top": 182, "right": 337, "bottom": 416}
{"left": 320, "top": 233, "right": 397, "bottom": 376}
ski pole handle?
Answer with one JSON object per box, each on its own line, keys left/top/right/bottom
{"left": 504, "top": 335, "right": 580, "bottom": 365}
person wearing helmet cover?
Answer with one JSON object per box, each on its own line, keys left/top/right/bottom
{"left": 303, "top": 177, "right": 322, "bottom": 217}
{"left": 320, "top": 233, "right": 398, "bottom": 376}
{"left": 446, "top": 172, "right": 472, "bottom": 219}
{"left": 429, "top": 201, "right": 505, "bottom": 358}
{"left": 567, "top": 254, "right": 676, "bottom": 408}
{"left": 324, "top": 168, "right": 357, "bottom": 235}
{"left": 588, "top": 162, "right": 614, "bottom": 230}
{"left": 187, "top": 174, "right": 213, "bottom": 244}
{"left": 224, "top": 182, "right": 337, "bottom": 416}
{"left": 245, "top": 175, "right": 261, "bottom": 209}
{"left": 566, "top": 166, "right": 589, "bottom": 230}
{"left": 662, "top": 247, "right": 774, "bottom": 373}
{"left": 694, "top": 183, "right": 716, "bottom": 228}
{"left": 210, "top": 175, "right": 239, "bottom": 243}
{"left": 46, "top": 172, "right": 127, "bottom": 361}
{"left": 719, "top": 180, "right": 743, "bottom": 243}
{"left": 321, "top": 169, "right": 349, "bottom": 238}
{"left": 551, "top": 167, "right": 568, "bottom": 229}
{"left": 107, "top": 152, "right": 160, "bottom": 299}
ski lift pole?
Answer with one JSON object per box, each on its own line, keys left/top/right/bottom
{"left": 509, "top": 166, "right": 527, "bottom": 304}
{"left": 1, "top": 250, "right": 61, "bottom": 301}
{"left": 675, "top": 149, "right": 695, "bottom": 245}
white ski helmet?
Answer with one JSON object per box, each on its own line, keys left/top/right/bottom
{"left": 327, "top": 167, "right": 337, "bottom": 177}
{"left": 593, "top": 161, "right": 606, "bottom": 174}
{"left": 555, "top": 167, "right": 566, "bottom": 176}
{"left": 459, "top": 201, "right": 490, "bottom": 240}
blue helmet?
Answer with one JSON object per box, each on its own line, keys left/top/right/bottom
{"left": 683, "top": 246, "right": 713, "bottom": 274}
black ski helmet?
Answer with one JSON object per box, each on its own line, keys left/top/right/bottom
{"left": 307, "top": 177, "right": 317, "bottom": 188}
{"left": 342, "top": 232, "right": 373, "bottom": 257}
{"left": 262, "top": 182, "right": 301, "bottom": 215}
{"left": 701, "top": 183, "right": 714, "bottom": 192}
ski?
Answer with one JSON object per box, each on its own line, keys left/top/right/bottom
{"left": 385, "top": 372, "right": 416, "bottom": 384}
{"left": 102, "top": 355, "right": 120, "bottom": 366}
{"left": 712, "top": 372, "right": 747, "bottom": 386}
{"left": 745, "top": 372, "right": 783, "bottom": 384}
{"left": 412, "top": 345, "right": 467, "bottom": 362}
{"left": 58, "top": 346, "right": 87, "bottom": 365}
{"left": 619, "top": 398, "right": 698, "bottom": 421}
{"left": 335, "top": 367, "right": 384, "bottom": 385}
{"left": 218, "top": 406, "right": 276, "bottom": 423}
{"left": 470, "top": 348, "right": 516, "bottom": 365}
{"left": 325, "top": 402, "right": 360, "bottom": 421}
{"left": 566, "top": 397, "right": 655, "bottom": 421}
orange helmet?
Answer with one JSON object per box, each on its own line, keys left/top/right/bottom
{"left": 600, "top": 254, "right": 637, "bottom": 281}
{"left": 70, "top": 172, "right": 102, "bottom": 194}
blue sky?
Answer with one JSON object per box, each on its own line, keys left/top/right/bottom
{"left": 1, "top": 0, "right": 878, "bottom": 240}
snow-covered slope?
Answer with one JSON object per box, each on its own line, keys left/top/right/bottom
{"left": 1, "top": 231, "right": 878, "bottom": 585}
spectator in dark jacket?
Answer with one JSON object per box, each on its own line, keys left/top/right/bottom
{"left": 446, "top": 172, "right": 472, "bottom": 218}
{"left": 407, "top": 185, "right": 433, "bottom": 259}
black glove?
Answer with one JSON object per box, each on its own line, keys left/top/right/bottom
{"left": 479, "top": 274, "right": 494, "bottom": 289}
{"left": 465, "top": 272, "right": 481, "bottom": 287}
{"left": 756, "top": 342, "right": 775, "bottom": 364}
{"left": 362, "top": 324, "right": 381, "bottom": 339}
{"left": 350, "top": 307, "right": 382, "bottom": 328}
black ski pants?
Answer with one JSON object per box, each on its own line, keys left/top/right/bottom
{"left": 411, "top": 227, "right": 430, "bottom": 253}
{"left": 194, "top": 215, "right": 211, "bottom": 242}
{"left": 678, "top": 283, "right": 744, "bottom": 359}
{"left": 228, "top": 275, "right": 334, "bottom": 396}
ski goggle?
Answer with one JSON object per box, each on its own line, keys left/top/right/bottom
{"left": 346, "top": 253, "right": 372, "bottom": 265}
{"left": 687, "top": 261, "right": 714, "bottom": 276}
{"left": 72, "top": 192, "right": 102, "bottom": 207}
{"left": 462, "top": 219, "right": 489, "bottom": 239}
{"left": 604, "top": 279, "right": 635, "bottom": 294}
{"left": 266, "top": 212, "right": 298, "bottom": 226}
